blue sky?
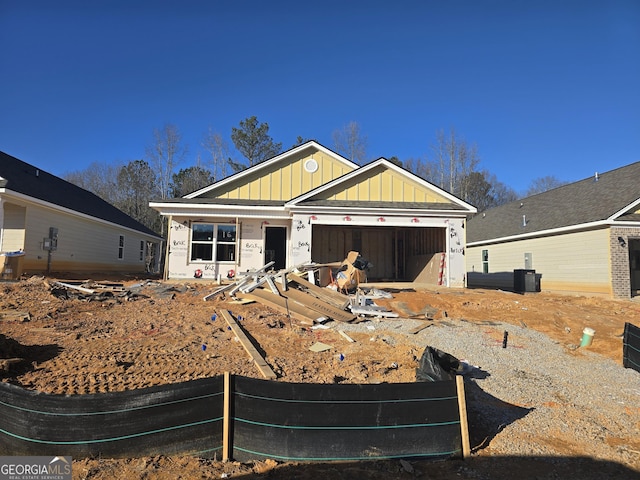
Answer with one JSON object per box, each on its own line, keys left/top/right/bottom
{"left": 1, "top": 1, "right": 639, "bottom": 195}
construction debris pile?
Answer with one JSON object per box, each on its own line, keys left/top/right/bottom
{"left": 203, "top": 256, "right": 400, "bottom": 326}
{"left": 48, "top": 280, "right": 182, "bottom": 302}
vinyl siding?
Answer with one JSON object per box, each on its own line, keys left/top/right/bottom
{"left": 20, "top": 202, "right": 154, "bottom": 273}
{"left": 467, "top": 228, "right": 611, "bottom": 294}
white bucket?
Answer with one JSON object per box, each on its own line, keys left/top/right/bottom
{"left": 580, "top": 327, "right": 595, "bottom": 347}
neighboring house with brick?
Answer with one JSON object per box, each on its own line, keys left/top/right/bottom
{"left": 0, "top": 151, "right": 163, "bottom": 277}
{"left": 150, "top": 141, "right": 477, "bottom": 287}
{"left": 466, "top": 162, "right": 640, "bottom": 298}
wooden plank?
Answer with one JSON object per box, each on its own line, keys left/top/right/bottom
{"left": 223, "top": 371, "right": 231, "bottom": 461}
{"left": 239, "top": 276, "right": 268, "bottom": 293}
{"left": 236, "top": 290, "right": 318, "bottom": 325}
{"left": 287, "top": 274, "right": 350, "bottom": 309}
{"left": 408, "top": 322, "right": 433, "bottom": 334}
{"left": 219, "top": 310, "right": 276, "bottom": 379}
{"left": 456, "top": 375, "right": 471, "bottom": 459}
{"left": 338, "top": 330, "right": 355, "bottom": 343}
{"left": 54, "top": 281, "right": 95, "bottom": 294}
{"left": 203, "top": 283, "right": 237, "bottom": 301}
{"left": 350, "top": 306, "right": 399, "bottom": 318}
{"left": 0, "top": 358, "right": 24, "bottom": 372}
{"left": 0, "top": 310, "right": 30, "bottom": 321}
{"left": 264, "top": 275, "right": 280, "bottom": 294}
{"left": 278, "top": 285, "right": 356, "bottom": 323}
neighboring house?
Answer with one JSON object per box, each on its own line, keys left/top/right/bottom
{"left": 466, "top": 162, "right": 640, "bottom": 299}
{"left": 150, "top": 141, "right": 476, "bottom": 287}
{"left": 0, "top": 151, "right": 163, "bottom": 277}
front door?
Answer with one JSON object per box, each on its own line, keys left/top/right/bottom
{"left": 265, "top": 226, "right": 287, "bottom": 271}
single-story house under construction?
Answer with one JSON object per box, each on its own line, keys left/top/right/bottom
{"left": 0, "top": 151, "right": 163, "bottom": 277}
{"left": 150, "top": 141, "right": 477, "bottom": 287}
{"left": 466, "top": 161, "right": 640, "bottom": 299}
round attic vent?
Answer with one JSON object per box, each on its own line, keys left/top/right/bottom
{"left": 304, "top": 159, "right": 318, "bottom": 173}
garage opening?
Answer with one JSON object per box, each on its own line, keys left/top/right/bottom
{"left": 311, "top": 225, "right": 446, "bottom": 282}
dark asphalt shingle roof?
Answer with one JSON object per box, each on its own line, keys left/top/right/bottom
{"left": 467, "top": 161, "right": 640, "bottom": 243}
{"left": 0, "top": 151, "right": 161, "bottom": 238}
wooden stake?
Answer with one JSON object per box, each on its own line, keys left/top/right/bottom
{"left": 223, "top": 371, "right": 231, "bottom": 461}
{"left": 456, "top": 375, "right": 471, "bottom": 459}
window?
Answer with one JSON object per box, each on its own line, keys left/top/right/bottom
{"left": 118, "top": 235, "right": 125, "bottom": 260}
{"left": 139, "top": 241, "right": 145, "bottom": 261}
{"left": 482, "top": 249, "right": 489, "bottom": 274}
{"left": 190, "top": 223, "right": 236, "bottom": 262}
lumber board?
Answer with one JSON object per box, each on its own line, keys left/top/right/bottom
{"left": 277, "top": 285, "right": 356, "bottom": 323}
{"left": 338, "top": 330, "right": 355, "bottom": 343}
{"left": 223, "top": 371, "right": 231, "bottom": 461}
{"left": 456, "top": 375, "right": 471, "bottom": 459}
{"left": 408, "top": 322, "right": 433, "bottom": 334}
{"left": 287, "top": 274, "right": 351, "bottom": 310}
{"left": 236, "top": 290, "right": 318, "bottom": 325}
{"left": 0, "top": 310, "right": 30, "bottom": 321}
{"left": 350, "top": 306, "right": 399, "bottom": 318}
{"left": 219, "top": 310, "right": 276, "bottom": 379}
{"left": 203, "top": 283, "right": 237, "bottom": 301}
{"left": 53, "top": 281, "right": 95, "bottom": 294}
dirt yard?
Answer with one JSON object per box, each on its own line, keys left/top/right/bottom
{"left": 1, "top": 275, "right": 639, "bottom": 479}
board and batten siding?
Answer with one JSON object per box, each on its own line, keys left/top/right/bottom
{"left": 321, "top": 165, "right": 452, "bottom": 204}
{"left": 208, "top": 151, "right": 354, "bottom": 202}
{"left": 467, "top": 228, "right": 611, "bottom": 295}
{"left": 21, "top": 202, "right": 151, "bottom": 273}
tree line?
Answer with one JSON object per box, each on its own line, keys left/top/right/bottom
{"left": 65, "top": 117, "right": 565, "bottom": 235}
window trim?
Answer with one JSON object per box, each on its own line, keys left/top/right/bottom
{"left": 190, "top": 222, "right": 236, "bottom": 263}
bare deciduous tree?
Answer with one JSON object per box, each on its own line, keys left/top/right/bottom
{"left": 145, "top": 124, "right": 188, "bottom": 200}
{"left": 64, "top": 161, "right": 122, "bottom": 204}
{"left": 332, "top": 121, "right": 368, "bottom": 165}
{"left": 116, "top": 159, "right": 160, "bottom": 232}
{"left": 525, "top": 175, "right": 567, "bottom": 196}
{"left": 428, "top": 128, "right": 480, "bottom": 198}
{"left": 202, "top": 127, "right": 231, "bottom": 181}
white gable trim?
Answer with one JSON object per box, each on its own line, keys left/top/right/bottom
{"left": 609, "top": 197, "right": 640, "bottom": 221}
{"left": 185, "top": 141, "right": 358, "bottom": 199}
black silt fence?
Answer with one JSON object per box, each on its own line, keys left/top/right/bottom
{"left": 0, "top": 374, "right": 466, "bottom": 461}
{"left": 230, "top": 376, "right": 463, "bottom": 462}
{"left": 0, "top": 376, "right": 225, "bottom": 458}
{"left": 623, "top": 322, "right": 640, "bottom": 374}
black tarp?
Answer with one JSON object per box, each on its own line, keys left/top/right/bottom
{"left": 623, "top": 322, "right": 640, "bottom": 374}
{"left": 230, "top": 376, "right": 461, "bottom": 462}
{"left": 0, "top": 376, "right": 225, "bottom": 458}
{"left": 416, "top": 347, "right": 461, "bottom": 382}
